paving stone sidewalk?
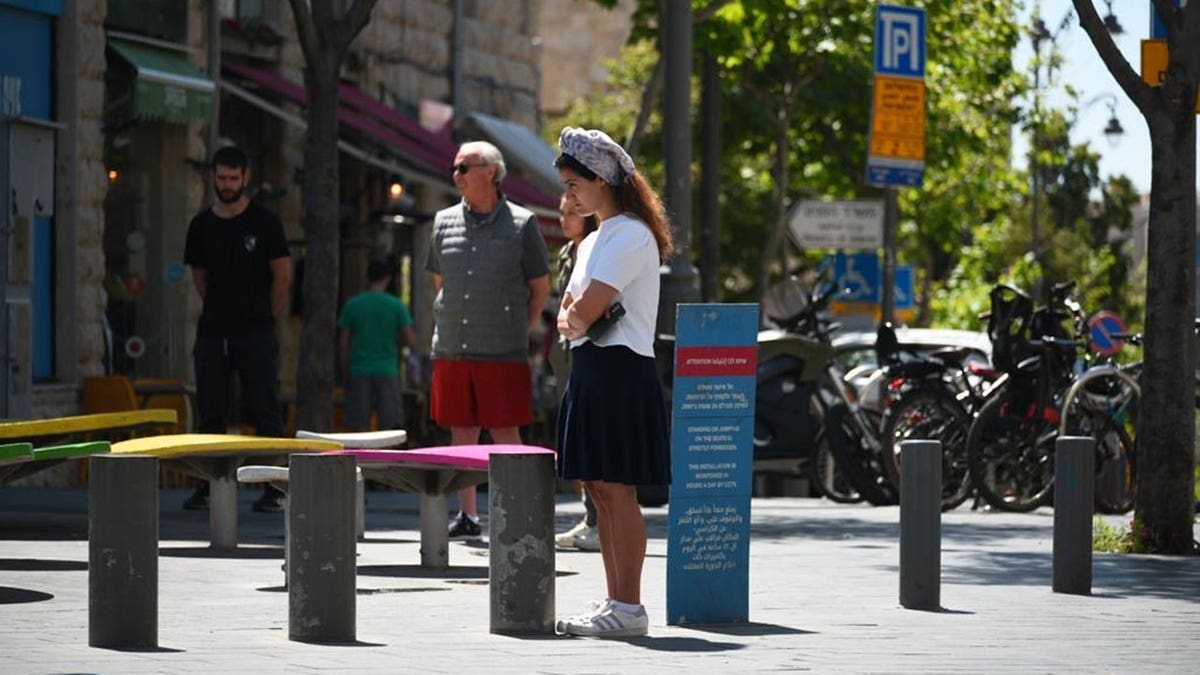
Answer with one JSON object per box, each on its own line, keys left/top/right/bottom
{"left": 1, "top": 486, "right": 1197, "bottom": 674}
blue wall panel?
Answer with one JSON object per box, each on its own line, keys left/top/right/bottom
{"left": 0, "top": 6, "right": 53, "bottom": 119}
{"left": 0, "top": 5, "right": 55, "bottom": 378}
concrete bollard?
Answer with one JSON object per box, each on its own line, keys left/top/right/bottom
{"left": 488, "top": 452, "right": 555, "bottom": 635}
{"left": 899, "top": 440, "right": 941, "bottom": 610}
{"left": 89, "top": 454, "right": 159, "bottom": 648}
{"left": 288, "top": 453, "right": 357, "bottom": 643}
{"left": 1053, "top": 436, "right": 1095, "bottom": 595}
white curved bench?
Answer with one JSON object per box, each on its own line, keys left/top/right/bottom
{"left": 237, "top": 464, "right": 366, "bottom": 586}
{"left": 295, "top": 429, "right": 407, "bottom": 448}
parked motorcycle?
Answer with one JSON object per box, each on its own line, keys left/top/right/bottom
{"left": 753, "top": 271, "right": 897, "bottom": 505}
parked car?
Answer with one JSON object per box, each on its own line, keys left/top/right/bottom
{"left": 833, "top": 327, "right": 992, "bottom": 416}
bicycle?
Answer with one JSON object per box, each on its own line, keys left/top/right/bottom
{"left": 965, "top": 282, "right": 1083, "bottom": 513}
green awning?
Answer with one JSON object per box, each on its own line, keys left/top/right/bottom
{"left": 108, "top": 38, "right": 214, "bottom": 124}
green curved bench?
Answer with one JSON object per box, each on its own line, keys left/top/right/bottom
{"left": 0, "top": 440, "right": 110, "bottom": 484}
{"left": 0, "top": 442, "right": 33, "bottom": 467}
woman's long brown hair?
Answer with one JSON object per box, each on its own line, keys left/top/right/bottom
{"left": 555, "top": 153, "right": 674, "bottom": 263}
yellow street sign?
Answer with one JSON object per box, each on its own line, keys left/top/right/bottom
{"left": 1141, "top": 39, "right": 1200, "bottom": 112}
{"left": 1142, "top": 39, "right": 1167, "bottom": 86}
{"left": 869, "top": 75, "right": 926, "bottom": 162}
{"left": 829, "top": 301, "right": 916, "bottom": 324}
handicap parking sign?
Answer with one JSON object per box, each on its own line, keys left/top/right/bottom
{"left": 834, "top": 252, "right": 881, "bottom": 303}
{"left": 894, "top": 265, "right": 914, "bottom": 310}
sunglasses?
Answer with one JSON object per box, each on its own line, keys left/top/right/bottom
{"left": 451, "top": 162, "right": 487, "bottom": 175}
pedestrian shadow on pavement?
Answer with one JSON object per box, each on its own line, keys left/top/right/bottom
{"left": 0, "top": 586, "right": 54, "bottom": 604}
{"left": 0, "top": 558, "right": 86, "bottom": 571}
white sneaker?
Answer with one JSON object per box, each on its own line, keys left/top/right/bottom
{"left": 573, "top": 526, "right": 601, "bottom": 551}
{"left": 562, "top": 603, "right": 648, "bottom": 638}
{"left": 555, "top": 598, "right": 610, "bottom": 634}
{"left": 555, "top": 520, "right": 591, "bottom": 549}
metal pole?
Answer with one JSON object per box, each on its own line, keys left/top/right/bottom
{"left": 1030, "top": 37, "right": 1041, "bottom": 271}
{"left": 451, "top": 0, "right": 465, "bottom": 135}
{"left": 1053, "top": 436, "right": 1094, "bottom": 595}
{"left": 0, "top": 118, "right": 10, "bottom": 416}
{"left": 489, "top": 452, "right": 555, "bottom": 635}
{"left": 419, "top": 492, "right": 450, "bottom": 568}
{"left": 89, "top": 455, "right": 158, "bottom": 648}
{"left": 206, "top": 0, "right": 221, "bottom": 158}
{"left": 209, "top": 475, "right": 238, "bottom": 550}
{"left": 699, "top": 49, "right": 721, "bottom": 303}
{"left": 899, "top": 440, "right": 940, "bottom": 610}
{"left": 289, "top": 453, "right": 357, "bottom": 643}
{"left": 658, "top": 0, "right": 700, "bottom": 338}
{"left": 881, "top": 188, "right": 898, "bottom": 323}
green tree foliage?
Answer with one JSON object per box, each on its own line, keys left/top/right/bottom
{"left": 930, "top": 38, "right": 1145, "bottom": 335}
{"left": 553, "top": 1, "right": 1025, "bottom": 308}
{"left": 553, "top": 1, "right": 1138, "bottom": 328}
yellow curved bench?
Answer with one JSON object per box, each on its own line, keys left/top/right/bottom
{"left": 0, "top": 410, "right": 177, "bottom": 442}
{"left": 110, "top": 433, "right": 343, "bottom": 550}
{"left": 111, "top": 433, "right": 341, "bottom": 457}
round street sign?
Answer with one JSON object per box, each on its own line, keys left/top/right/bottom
{"left": 124, "top": 335, "right": 146, "bottom": 360}
{"left": 1088, "top": 311, "right": 1127, "bottom": 357}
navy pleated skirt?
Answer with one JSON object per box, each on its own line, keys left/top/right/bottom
{"left": 556, "top": 341, "right": 671, "bottom": 486}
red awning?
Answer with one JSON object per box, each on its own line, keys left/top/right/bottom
{"left": 221, "top": 62, "right": 561, "bottom": 228}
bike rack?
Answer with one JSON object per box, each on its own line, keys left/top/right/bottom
{"left": 1057, "top": 365, "right": 1141, "bottom": 436}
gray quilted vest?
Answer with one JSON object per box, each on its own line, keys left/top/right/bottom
{"left": 430, "top": 199, "right": 537, "bottom": 361}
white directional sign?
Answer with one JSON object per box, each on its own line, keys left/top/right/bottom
{"left": 787, "top": 199, "right": 884, "bottom": 250}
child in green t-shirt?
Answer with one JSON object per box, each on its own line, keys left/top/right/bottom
{"left": 337, "top": 258, "right": 417, "bottom": 430}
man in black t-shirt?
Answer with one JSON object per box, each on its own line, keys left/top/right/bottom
{"left": 182, "top": 145, "right": 291, "bottom": 512}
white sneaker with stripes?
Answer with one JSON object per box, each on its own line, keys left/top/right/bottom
{"left": 555, "top": 598, "right": 611, "bottom": 634}
{"left": 561, "top": 602, "right": 648, "bottom": 638}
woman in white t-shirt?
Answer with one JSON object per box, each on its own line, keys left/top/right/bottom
{"left": 553, "top": 127, "right": 673, "bottom": 638}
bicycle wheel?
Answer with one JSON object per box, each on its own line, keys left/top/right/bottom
{"left": 806, "top": 430, "right": 863, "bottom": 504}
{"left": 881, "top": 389, "right": 973, "bottom": 511}
{"left": 1093, "top": 423, "right": 1137, "bottom": 514}
{"left": 966, "top": 391, "right": 1056, "bottom": 512}
{"left": 824, "top": 402, "right": 897, "bottom": 506}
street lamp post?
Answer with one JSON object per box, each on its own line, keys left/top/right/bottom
{"left": 1083, "top": 93, "right": 1126, "bottom": 148}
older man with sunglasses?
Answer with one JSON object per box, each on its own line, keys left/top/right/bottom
{"left": 426, "top": 140, "right": 551, "bottom": 538}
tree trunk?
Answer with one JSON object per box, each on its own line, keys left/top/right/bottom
{"left": 754, "top": 122, "right": 791, "bottom": 305}
{"left": 1137, "top": 104, "right": 1198, "bottom": 554}
{"left": 295, "top": 62, "right": 341, "bottom": 433}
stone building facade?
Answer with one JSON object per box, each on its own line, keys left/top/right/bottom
{"left": 535, "top": 0, "right": 635, "bottom": 118}
{"left": 10, "top": 1, "right": 567, "bottom": 436}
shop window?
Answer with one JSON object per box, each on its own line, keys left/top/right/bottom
{"left": 106, "top": 1, "right": 187, "bottom": 43}
{"left": 220, "top": 0, "right": 264, "bottom": 21}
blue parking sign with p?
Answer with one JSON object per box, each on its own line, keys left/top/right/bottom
{"left": 875, "top": 5, "right": 926, "bottom": 78}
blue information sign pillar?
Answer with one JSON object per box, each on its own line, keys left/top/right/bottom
{"left": 666, "top": 304, "right": 758, "bottom": 625}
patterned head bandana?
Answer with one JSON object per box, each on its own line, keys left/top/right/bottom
{"left": 556, "top": 127, "right": 636, "bottom": 185}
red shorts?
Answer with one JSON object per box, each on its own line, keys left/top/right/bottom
{"left": 430, "top": 359, "right": 533, "bottom": 428}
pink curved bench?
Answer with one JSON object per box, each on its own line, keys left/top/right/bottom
{"left": 333, "top": 444, "right": 556, "bottom": 569}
